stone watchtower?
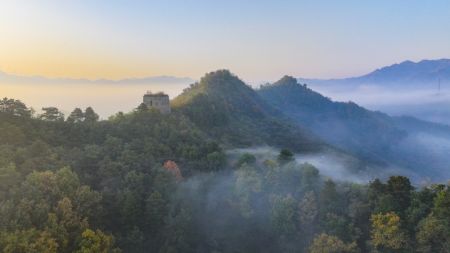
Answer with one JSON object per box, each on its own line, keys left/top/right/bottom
{"left": 143, "top": 91, "right": 171, "bottom": 114}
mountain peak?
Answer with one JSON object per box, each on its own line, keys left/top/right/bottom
{"left": 172, "top": 69, "right": 256, "bottom": 107}
{"left": 172, "top": 70, "right": 323, "bottom": 151}
{"left": 274, "top": 75, "right": 298, "bottom": 86}
{"left": 358, "top": 58, "right": 450, "bottom": 84}
{"left": 198, "top": 69, "right": 245, "bottom": 91}
{"left": 399, "top": 60, "right": 414, "bottom": 65}
{"left": 201, "top": 69, "right": 234, "bottom": 80}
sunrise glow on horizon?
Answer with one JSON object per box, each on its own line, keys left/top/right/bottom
{"left": 1, "top": 0, "right": 450, "bottom": 82}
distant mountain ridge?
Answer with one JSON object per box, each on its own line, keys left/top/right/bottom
{"left": 362, "top": 59, "right": 450, "bottom": 83}
{"left": 0, "top": 70, "right": 194, "bottom": 84}
{"left": 299, "top": 58, "right": 450, "bottom": 87}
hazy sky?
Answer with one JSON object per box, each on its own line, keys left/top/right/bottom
{"left": 1, "top": 0, "right": 450, "bottom": 82}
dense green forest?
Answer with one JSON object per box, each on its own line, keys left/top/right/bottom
{"left": 172, "top": 70, "right": 323, "bottom": 153}
{"left": 1, "top": 70, "right": 449, "bottom": 253}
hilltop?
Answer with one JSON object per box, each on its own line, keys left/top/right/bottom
{"left": 172, "top": 70, "right": 324, "bottom": 152}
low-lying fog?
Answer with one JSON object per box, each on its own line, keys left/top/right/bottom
{"left": 0, "top": 82, "right": 190, "bottom": 118}
{"left": 226, "top": 147, "right": 428, "bottom": 185}
{"left": 309, "top": 84, "right": 450, "bottom": 125}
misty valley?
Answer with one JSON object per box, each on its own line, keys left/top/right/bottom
{"left": 1, "top": 70, "right": 449, "bottom": 253}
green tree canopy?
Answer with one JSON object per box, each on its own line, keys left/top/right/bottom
{"left": 67, "top": 108, "right": 84, "bottom": 123}
{"left": 39, "top": 107, "right": 64, "bottom": 121}
{"left": 84, "top": 107, "right": 99, "bottom": 123}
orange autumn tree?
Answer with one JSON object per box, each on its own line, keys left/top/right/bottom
{"left": 163, "top": 160, "right": 183, "bottom": 182}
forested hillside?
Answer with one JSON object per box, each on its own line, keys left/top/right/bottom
{"left": 1, "top": 71, "right": 449, "bottom": 253}
{"left": 258, "top": 76, "right": 450, "bottom": 180}
{"left": 172, "top": 70, "right": 324, "bottom": 152}
{"left": 0, "top": 98, "right": 225, "bottom": 252}
{"left": 258, "top": 76, "right": 404, "bottom": 163}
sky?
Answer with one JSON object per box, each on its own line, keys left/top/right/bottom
{"left": 0, "top": 0, "right": 450, "bottom": 82}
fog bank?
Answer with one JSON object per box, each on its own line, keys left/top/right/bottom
{"left": 0, "top": 81, "right": 189, "bottom": 118}
{"left": 310, "top": 84, "right": 450, "bottom": 125}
